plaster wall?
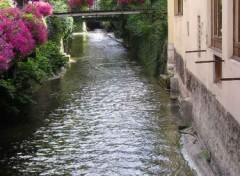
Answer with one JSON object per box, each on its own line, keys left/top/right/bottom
{"left": 173, "top": 0, "right": 240, "bottom": 122}
{"left": 169, "top": 0, "right": 240, "bottom": 175}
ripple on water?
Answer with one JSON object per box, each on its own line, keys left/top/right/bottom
{"left": 0, "top": 32, "right": 193, "bottom": 176}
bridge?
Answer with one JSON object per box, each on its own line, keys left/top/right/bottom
{"left": 53, "top": 9, "right": 154, "bottom": 18}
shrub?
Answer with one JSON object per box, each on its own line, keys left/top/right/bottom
{"left": 0, "top": 1, "right": 52, "bottom": 70}
{"left": 0, "top": 15, "right": 36, "bottom": 63}
{"left": 0, "top": 38, "right": 14, "bottom": 70}
{"left": 23, "top": 1, "right": 53, "bottom": 18}
{"left": 23, "top": 3, "right": 43, "bottom": 19}
{"left": 0, "top": 41, "right": 69, "bottom": 116}
{"left": 69, "top": 0, "right": 94, "bottom": 11}
{"left": 37, "top": 41, "right": 69, "bottom": 74}
{"left": 22, "top": 13, "right": 47, "bottom": 45}
{"left": 118, "top": 0, "right": 146, "bottom": 5}
{"left": 32, "top": 1, "right": 53, "bottom": 16}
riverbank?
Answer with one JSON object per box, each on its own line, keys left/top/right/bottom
{"left": 180, "top": 130, "right": 216, "bottom": 176}
{"left": 0, "top": 31, "right": 195, "bottom": 175}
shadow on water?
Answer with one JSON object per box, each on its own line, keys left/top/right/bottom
{"left": 0, "top": 31, "right": 194, "bottom": 176}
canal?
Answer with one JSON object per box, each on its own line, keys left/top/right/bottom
{"left": 0, "top": 31, "right": 194, "bottom": 175}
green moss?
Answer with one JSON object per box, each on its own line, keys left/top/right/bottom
{"left": 113, "top": 0, "right": 168, "bottom": 77}
{"left": 200, "top": 149, "right": 212, "bottom": 163}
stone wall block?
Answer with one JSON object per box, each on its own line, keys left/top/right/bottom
{"left": 170, "top": 76, "right": 179, "bottom": 100}
{"left": 179, "top": 97, "right": 193, "bottom": 125}
{"left": 180, "top": 69, "right": 240, "bottom": 176}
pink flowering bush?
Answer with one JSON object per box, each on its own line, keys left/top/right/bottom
{"left": 23, "top": 1, "right": 53, "bottom": 18}
{"left": 23, "top": 3, "right": 43, "bottom": 18}
{"left": 0, "top": 16, "right": 36, "bottom": 67}
{"left": 22, "top": 14, "right": 47, "bottom": 45}
{"left": 0, "top": 1, "right": 52, "bottom": 70}
{"left": 8, "top": 19, "right": 36, "bottom": 56}
{"left": 32, "top": 1, "right": 53, "bottom": 16}
{"left": 69, "top": 0, "right": 94, "bottom": 11}
{"left": 0, "top": 38, "right": 14, "bottom": 70}
{"left": 0, "top": 7, "right": 22, "bottom": 19}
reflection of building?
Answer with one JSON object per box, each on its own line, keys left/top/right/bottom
{"left": 168, "top": 0, "right": 240, "bottom": 175}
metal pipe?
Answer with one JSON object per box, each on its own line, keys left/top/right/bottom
{"left": 185, "top": 50, "right": 206, "bottom": 53}
{"left": 195, "top": 60, "right": 224, "bottom": 64}
{"left": 220, "top": 78, "right": 240, "bottom": 81}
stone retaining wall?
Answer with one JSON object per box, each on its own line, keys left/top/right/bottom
{"left": 173, "top": 54, "right": 240, "bottom": 176}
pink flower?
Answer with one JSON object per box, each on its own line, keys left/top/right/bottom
{"left": 0, "top": 1, "right": 51, "bottom": 69}
{"left": 23, "top": 3, "right": 43, "bottom": 18}
{"left": 0, "top": 38, "right": 14, "bottom": 70}
{"left": 22, "top": 15, "right": 47, "bottom": 45}
{"left": 0, "top": 7, "right": 22, "bottom": 19}
{"left": 32, "top": 1, "right": 53, "bottom": 16}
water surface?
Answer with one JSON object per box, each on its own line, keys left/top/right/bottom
{"left": 0, "top": 31, "right": 193, "bottom": 175}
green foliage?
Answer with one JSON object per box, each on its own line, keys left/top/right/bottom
{"left": 98, "top": 0, "right": 151, "bottom": 10}
{"left": 47, "top": 0, "right": 74, "bottom": 47}
{"left": 0, "top": 1, "right": 11, "bottom": 10}
{"left": 201, "top": 149, "right": 212, "bottom": 163}
{"left": 0, "top": 79, "right": 16, "bottom": 99}
{"left": 0, "top": 41, "right": 69, "bottom": 117}
{"left": 121, "top": 0, "right": 168, "bottom": 76}
{"left": 98, "top": 0, "right": 117, "bottom": 10}
{"left": 37, "top": 41, "right": 69, "bottom": 74}
{"left": 47, "top": 16, "right": 74, "bottom": 43}
{"left": 49, "top": 0, "right": 69, "bottom": 13}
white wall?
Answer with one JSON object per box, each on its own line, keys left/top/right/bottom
{"left": 173, "top": 0, "right": 240, "bottom": 122}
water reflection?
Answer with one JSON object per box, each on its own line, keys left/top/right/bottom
{"left": 0, "top": 32, "right": 193, "bottom": 175}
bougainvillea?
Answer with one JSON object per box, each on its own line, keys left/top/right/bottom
{"left": 69, "top": 0, "right": 94, "bottom": 11}
{"left": 0, "top": 7, "right": 22, "bottom": 19}
{"left": 0, "top": 16, "right": 35, "bottom": 63}
{"left": 0, "top": 38, "right": 14, "bottom": 70}
{"left": 0, "top": 1, "right": 52, "bottom": 70}
{"left": 22, "top": 14, "right": 47, "bottom": 45}
{"left": 32, "top": 1, "right": 53, "bottom": 16}
{"left": 23, "top": 3, "right": 43, "bottom": 19}
{"left": 23, "top": 1, "right": 53, "bottom": 18}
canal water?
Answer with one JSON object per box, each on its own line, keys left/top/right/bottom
{"left": 0, "top": 31, "right": 194, "bottom": 175}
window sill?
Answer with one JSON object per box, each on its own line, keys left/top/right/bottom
{"left": 209, "top": 47, "right": 222, "bottom": 57}
{"left": 231, "top": 55, "right": 240, "bottom": 62}
{"left": 174, "top": 13, "right": 183, "bottom": 16}
{"left": 214, "top": 81, "right": 222, "bottom": 88}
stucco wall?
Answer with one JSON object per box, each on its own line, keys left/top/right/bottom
{"left": 174, "top": 57, "right": 240, "bottom": 175}
{"left": 168, "top": 0, "right": 174, "bottom": 44}
{"left": 169, "top": 0, "right": 240, "bottom": 175}
{"left": 173, "top": 0, "right": 240, "bottom": 122}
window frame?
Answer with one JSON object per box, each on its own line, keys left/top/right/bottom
{"left": 174, "top": 0, "right": 183, "bottom": 16}
{"left": 233, "top": 0, "right": 240, "bottom": 58}
{"left": 211, "top": 0, "right": 222, "bottom": 50}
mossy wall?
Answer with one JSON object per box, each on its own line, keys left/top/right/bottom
{"left": 112, "top": 0, "right": 167, "bottom": 76}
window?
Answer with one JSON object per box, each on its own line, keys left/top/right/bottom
{"left": 233, "top": 0, "right": 240, "bottom": 57}
{"left": 211, "top": 0, "right": 222, "bottom": 50}
{"left": 214, "top": 55, "right": 222, "bottom": 83}
{"left": 175, "top": 0, "right": 183, "bottom": 16}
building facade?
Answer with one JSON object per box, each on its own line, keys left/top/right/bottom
{"left": 168, "top": 0, "right": 240, "bottom": 175}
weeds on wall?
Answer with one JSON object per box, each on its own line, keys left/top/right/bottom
{"left": 47, "top": 0, "right": 74, "bottom": 53}
{"left": 113, "top": 0, "right": 167, "bottom": 76}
